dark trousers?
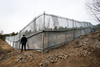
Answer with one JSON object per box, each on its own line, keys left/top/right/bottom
{"left": 21, "top": 43, "right": 26, "bottom": 52}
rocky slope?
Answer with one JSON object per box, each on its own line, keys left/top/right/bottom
{"left": 0, "top": 31, "right": 100, "bottom": 67}
{"left": 40, "top": 31, "right": 100, "bottom": 67}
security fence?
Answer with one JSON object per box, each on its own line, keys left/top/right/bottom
{"left": 6, "top": 12, "right": 93, "bottom": 53}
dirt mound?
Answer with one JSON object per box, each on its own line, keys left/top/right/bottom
{"left": 0, "top": 31, "right": 100, "bottom": 67}
{"left": 0, "top": 50, "right": 42, "bottom": 67}
{"left": 46, "top": 47, "right": 100, "bottom": 67}
{"left": 0, "top": 39, "right": 42, "bottom": 67}
{"left": 0, "top": 39, "right": 14, "bottom": 54}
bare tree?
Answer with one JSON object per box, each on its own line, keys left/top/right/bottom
{"left": 86, "top": 0, "right": 100, "bottom": 22}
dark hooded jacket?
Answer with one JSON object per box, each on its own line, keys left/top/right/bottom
{"left": 21, "top": 37, "right": 27, "bottom": 44}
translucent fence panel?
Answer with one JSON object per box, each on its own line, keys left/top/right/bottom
{"left": 84, "top": 22, "right": 88, "bottom": 27}
{"left": 15, "top": 34, "right": 19, "bottom": 41}
{"left": 5, "top": 13, "right": 94, "bottom": 52}
{"left": 81, "top": 22, "right": 85, "bottom": 28}
{"left": 44, "top": 30, "right": 74, "bottom": 49}
{"left": 14, "top": 41, "right": 20, "bottom": 49}
{"left": 21, "top": 15, "right": 43, "bottom": 37}
{"left": 58, "top": 18, "right": 67, "bottom": 30}
{"left": 75, "top": 29, "right": 81, "bottom": 38}
{"left": 45, "top": 14, "right": 74, "bottom": 31}
{"left": 21, "top": 22, "right": 35, "bottom": 37}
{"left": 66, "top": 30, "right": 73, "bottom": 41}
{"left": 36, "top": 16, "right": 44, "bottom": 32}
{"left": 45, "top": 15, "right": 54, "bottom": 30}
{"left": 27, "top": 33, "right": 42, "bottom": 50}
{"left": 81, "top": 29, "right": 85, "bottom": 35}
{"left": 75, "top": 21, "right": 82, "bottom": 28}
{"left": 44, "top": 32, "right": 66, "bottom": 49}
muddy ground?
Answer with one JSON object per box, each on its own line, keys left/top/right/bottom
{"left": 0, "top": 31, "right": 100, "bottom": 67}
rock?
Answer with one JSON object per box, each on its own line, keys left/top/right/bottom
{"left": 74, "top": 45, "right": 82, "bottom": 48}
{"left": 42, "top": 60, "right": 45, "bottom": 63}
{"left": 79, "top": 54, "right": 83, "bottom": 57}
{"left": 85, "top": 51, "right": 88, "bottom": 54}
{"left": 80, "top": 49, "right": 83, "bottom": 51}
{"left": 0, "top": 58, "right": 1, "bottom": 60}
{"left": 58, "top": 59, "right": 61, "bottom": 61}
{"left": 20, "top": 58, "right": 23, "bottom": 60}
{"left": 57, "top": 55, "right": 63, "bottom": 59}
{"left": 24, "top": 60, "right": 27, "bottom": 62}
{"left": 98, "top": 34, "right": 100, "bottom": 37}
{"left": 75, "top": 41, "right": 79, "bottom": 45}
{"left": 92, "top": 49, "right": 94, "bottom": 51}
{"left": 88, "top": 52, "right": 91, "bottom": 55}
{"left": 28, "top": 55, "right": 33, "bottom": 57}
{"left": 47, "top": 56, "right": 50, "bottom": 59}
{"left": 24, "top": 53, "right": 27, "bottom": 56}
{"left": 83, "top": 48, "right": 87, "bottom": 50}
{"left": 80, "top": 42, "right": 83, "bottom": 46}
{"left": 85, "top": 38, "right": 89, "bottom": 42}
{"left": 16, "top": 59, "right": 20, "bottom": 62}
{"left": 98, "top": 37, "right": 100, "bottom": 41}
{"left": 90, "top": 57, "right": 93, "bottom": 60}
{"left": 39, "top": 63, "right": 43, "bottom": 66}
{"left": 83, "top": 42, "right": 87, "bottom": 46}
{"left": 80, "top": 36, "right": 84, "bottom": 39}
{"left": 84, "top": 54, "right": 86, "bottom": 57}
{"left": 64, "top": 55, "right": 68, "bottom": 58}
{"left": 22, "top": 59, "right": 25, "bottom": 62}
{"left": 60, "top": 53, "right": 64, "bottom": 56}
{"left": 55, "top": 58, "right": 58, "bottom": 62}
{"left": 30, "top": 57, "right": 33, "bottom": 60}
{"left": 50, "top": 60, "right": 54, "bottom": 63}
{"left": 18, "top": 61, "right": 21, "bottom": 63}
{"left": 43, "top": 62, "right": 48, "bottom": 67}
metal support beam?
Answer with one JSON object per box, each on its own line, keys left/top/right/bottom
{"left": 72, "top": 19, "right": 75, "bottom": 39}
{"left": 42, "top": 11, "right": 45, "bottom": 55}
{"left": 19, "top": 31, "right": 21, "bottom": 49}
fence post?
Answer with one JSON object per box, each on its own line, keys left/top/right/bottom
{"left": 80, "top": 22, "right": 82, "bottom": 36}
{"left": 13, "top": 36, "right": 15, "bottom": 48}
{"left": 65, "top": 31, "right": 66, "bottom": 42}
{"left": 65, "top": 19, "right": 68, "bottom": 42}
{"left": 84, "top": 22, "right": 86, "bottom": 34}
{"left": 86, "top": 22, "right": 88, "bottom": 33}
{"left": 42, "top": 32, "right": 44, "bottom": 54}
{"left": 19, "top": 31, "right": 21, "bottom": 49}
{"left": 42, "top": 11, "right": 45, "bottom": 55}
{"left": 89, "top": 23, "right": 91, "bottom": 33}
{"left": 67, "top": 19, "right": 69, "bottom": 28}
{"left": 72, "top": 19, "right": 75, "bottom": 39}
{"left": 10, "top": 37, "right": 11, "bottom": 46}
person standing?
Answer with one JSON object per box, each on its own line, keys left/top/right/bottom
{"left": 20, "top": 35, "right": 27, "bottom": 52}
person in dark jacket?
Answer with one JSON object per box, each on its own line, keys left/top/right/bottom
{"left": 20, "top": 35, "right": 27, "bottom": 52}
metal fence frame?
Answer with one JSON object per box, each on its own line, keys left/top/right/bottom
{"left": 6, "top": 12, "right": 98, "bottom": 54}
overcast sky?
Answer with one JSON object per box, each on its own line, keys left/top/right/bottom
{"left": 0, "top": 0, "right": 99, "bottom": 34}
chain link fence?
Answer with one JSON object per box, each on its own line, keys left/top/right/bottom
{"left": 6, "top": 12, "right": 94, "bottom": 53}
